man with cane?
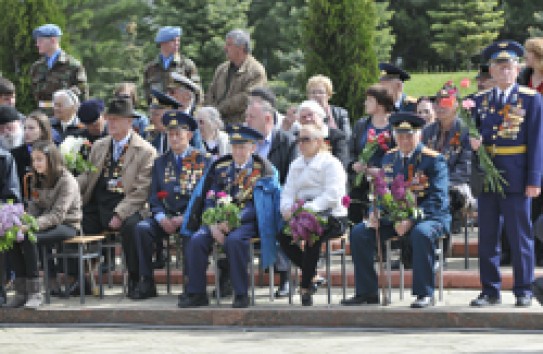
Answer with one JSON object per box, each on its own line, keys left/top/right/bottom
{"left": 342, "top": 112, "right": 450, "bottom": 308}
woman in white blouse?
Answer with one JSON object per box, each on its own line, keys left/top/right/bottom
{"left": 194, "top": 106, "right": 231, "bottom": 158}
{"left": 278, "top": 122, "right": 348, "bottom": 306}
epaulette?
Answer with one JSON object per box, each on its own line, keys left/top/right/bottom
{"left": 473, "top": 88, "right": 492, "bottom": 98}
{"left": 518, "top": 86, "right": 537, "bottom": 96}
{"left": 386, "top": 147, "right": 399, "bottom": 154}
{"left": 253, "top": 161, "right": 263, "bottom": 170}
{"left": 215, "top": 160, "right": 231, "bottom": 169}
{"left": 144, "top": 124, "right": 155, "bottom": 132}
{"left": 405, "top": 95, "right": 417, "bottom": 103}
{"left": 422, "top": 146, "right": 439, "bottom": 157}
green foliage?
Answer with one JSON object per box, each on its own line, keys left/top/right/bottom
{"left": 153, "top": 0, "right": 251, "bottom": 88}
{"left": 374, "top": 1, "right": 395, "bottom": 63}
{"left": 201, "top": 195, "right": 241, "bottom": 230}
{"left": 428, "top": 1, "right": 504, "bottom": 70}
{"left": 304, "top": 0, "right": 379, "bottom": 120}
{"left": 529, "top": 8, "right": 543, "bottom": 37}
{"left": 0, "top": 0, "right": 67, "bottom": 114}
{"left": 502, "top": 0, "right": 543, "bottom": 41}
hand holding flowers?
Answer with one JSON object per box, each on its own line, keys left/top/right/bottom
{"left": 0, "top": 201, "right": 39, "bottom": 251}
{"left": 355, "top": 128, "right": 391, "bottom": 186}
{"left": 60, "top": 136, "right": 97, "bottom": 174}
{"left": 202, "top": 190, "right": 241, "bottom": 243}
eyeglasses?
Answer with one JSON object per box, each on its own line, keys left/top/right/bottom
{"left": 308, "top": 90, "right": 327, "bottom": 96}
{"left": 417, "top": 109, "right": 431, "bottom": 115}
{"left": 296, "top": 136, "right": 314, "bottom": 144}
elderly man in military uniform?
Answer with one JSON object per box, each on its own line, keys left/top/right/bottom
{"left": 178, "top": 124, "right": 281, "bottom": 308}
{"left": 342, "top": 113, "right": 450, "bottom": 308}
{"left": 422, "top": 84, "right": 473, "bottom": 234}
{"left": 469, "top": 41, "right": 543, "bottom": 308}
{"left": 131, "top": 111, "right": 210, "bottom": 299}
{"left": 143, "top": 26, "right": 200, "bottom": 104}
{"left": 205, "top": 29, "right": 267, "bottom": 124}
{"left": 78, "top": 99, "right": 108, "bottom": 144}
{"left": 30, "top": 24, "right": 88, "bottom": 115}
{"left": 78, "top": 96, "right": 156, "bottom": 297}
{"left": 378, "top": 63, "right": 417, "bottom": 112}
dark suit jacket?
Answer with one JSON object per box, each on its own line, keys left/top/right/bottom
{"left": 330, "top": 105, "right": 352, "bottom": 141}
{"left": 10, "top": 144, "right": 31, "bottom": 199}
{"left": 327, "top": 127, "right": 350, "bottom": 169}
{"left": 267, "top": 129, "right": 298, "bottom": 185}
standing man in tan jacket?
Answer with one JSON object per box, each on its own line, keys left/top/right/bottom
{"left": 77, "top": 97, "right": 156, "bottom": 297}
{"left": 205, "top": 29, "right": 267, "bottom": 124}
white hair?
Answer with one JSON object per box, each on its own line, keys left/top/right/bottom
{"left": 297, "top": 100, "right": 326, "bottom": 121}
{"left": 195, "top": 106, "right": 224, "bottom": 130}
{"left": 53, "top": 89, "right": 80, "bottom": 108}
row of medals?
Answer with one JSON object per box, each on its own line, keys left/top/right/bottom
{"left": 164, "top": 160, "right": 205, "bottom": 197}
{"left": 479, "top": 94, "right": 525, "bottom": 140}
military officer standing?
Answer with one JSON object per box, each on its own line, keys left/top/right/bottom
{"left": 178, "top": 124, "right": 281, "bottom": 308}
{"left": 378, "top": 63, "right": 417, "bottom": 112}
{"left": 469, "top": 41, "right": 543, "bottom": 307}
{"left": 132, "top": 111, "right": 209, "bottom": 299}
{"left": 342, "top": 113, "right": 450, "bottom": 308}
{"left": 30, "top": 24, "right": 88, "bottom": 115}
{"left": 143, "top": 26, "right": 200, "bottom": 104}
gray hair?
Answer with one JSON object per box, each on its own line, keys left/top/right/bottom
{"left": 53, "top": 89, "right": 80, "bottom": 108}
{"left": 195, "top": 106, "right": 224, "bottom": 130}
{"left": 298, "top": 100, "right": 326, "bottom": 122}
{"left": 226, "top": 29, "right": 251, "bottom": 53}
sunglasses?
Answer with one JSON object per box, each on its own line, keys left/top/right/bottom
{"left": 296, "top": 136, "right": 314, "bottom": 144}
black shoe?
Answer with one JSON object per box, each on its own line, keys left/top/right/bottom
{"left": 127, "top": 278, "right": 138, "bottom": 299}
{"left": 152, "top": 251, "right": 166, "bottom": 270}
{"left": 470, "top": 293, "right": 501, "bottom": 307}
{"left": 340, "top": 294, "right": 379, "bottom": 306}
{"left": 0, "top": 287, "right": 5, "bottom": 306}
{"left": 211, "top": 276, "right": 233, "bottom": 298}
{"left": 301, "top": 292, "right": 313, "bottom": 306}
{"left": 177, "top": 293, "right": 209, "bottom": 308}
{"left": 533, "top": 278, "right": 543, "bottom": 306}
{"left": 515, "top": 295, "right": 532, "bottom": 307}
{"left": 68, "top": 279, "right": 92, "bottom": 296}
{"left": 410, "top": 296, "right": 433, "bottom": 308}
{"left": 131, "top": 278, "right": 158, "bottom": 300}
{"left": 232, "top": 294, "right": 249, "bottom": 308}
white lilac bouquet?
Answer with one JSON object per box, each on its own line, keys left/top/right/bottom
{"left": 59, "top": 136, "right": 96, "bottom": 174}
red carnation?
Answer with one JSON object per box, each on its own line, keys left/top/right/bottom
{"left": 157, "top": 191, "right": 169, "bottom": 200}
{"left": 341, "top": 195, "right": 351, "bottom": 208}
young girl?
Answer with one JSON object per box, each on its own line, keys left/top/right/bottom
{"left": 13, "top": 141, "right": 81, "bottom": 305}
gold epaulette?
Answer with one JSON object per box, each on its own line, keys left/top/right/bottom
{"left": 253, "top": 161, "right": 263, "bottom": 170}
{"left": 405, "top": 95, "right": 417, "bottom": 103}
{"left": 518, "top": 86, "right": 537, "bottom": 96}
{"left": 386, "top": 147, "right": 399, "bottom": 154}
{"left": 422, "top": 146, "right": 439, "bottom": 157}
{"left": 144, "top": 124, "right": 155, "bottom": 132}
{"left": 215, "top": 159, "right": 232, "bottom": 169}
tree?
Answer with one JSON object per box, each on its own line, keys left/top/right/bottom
{"left": 304, "top": 0, "right": 379, "bottom": 120}
{"left": 374, "top": 1, "right": 395, "bottom": 63}
{"left": 152, "top": 0, "right": 251, "bottom": 88}
{"left": 501, "top": 0, "right": 543, "bottom": 41}
{"left": 0, "top": 0, "right": 67, "bottom": 113}
{"left": 428, "top": 1, "right": 504, "bottom": 70}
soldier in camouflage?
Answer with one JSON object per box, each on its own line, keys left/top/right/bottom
{"left": 143, "top": 26, "right": 200, "bottom": 105}
{"left": 29, "top": 24, "right": 88, "bottom": 116}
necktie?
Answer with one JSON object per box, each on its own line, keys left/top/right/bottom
{"left": 113, "top": 143, "right": 122, "bottom": 161}
{"left": 176, "top": 155, "right": 182, "bottom": 174}
{"left": 498, "top": 91, "right": 505, "bottom": 109}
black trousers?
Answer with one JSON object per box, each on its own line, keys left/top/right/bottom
{"left": 278, "top": 216, "right": 348, "bottom": 289}
{"left": 82, "top": 210, "right": 142, "bottom": 281}
{"left": 8, "top": 237, "right": 39, "bottom": 278}
{"left": 37, "top": 224, "right": 78, "bottom": 276}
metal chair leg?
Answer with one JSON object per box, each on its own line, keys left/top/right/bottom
{"left": 213, "top": 244, "right": 220, "bottom": 305}
{"left": 439, "top": 238, "right": 444, "bottom": 302}
{"left": 79, "top": 244, "right": 85, "bottom": 305}
{"left": 166, "top": 235, "right": 171, "bottom": 294}
{"left": 341, "top": 237, "right": 347, "bottom": 301}
{"left": 326, "top": 239, "right": 331, "bottom": 305}
{"left": 250, "top": 242, "right": 255, "bottom": 306}
{"left": 269, "top": 265, "right": 274, "bottom": 302}
{"left": 386, "top": 240, "right": 392, "bottom": 302}
{"left": 42, "top": 245, "right": 50, "bottom": 305}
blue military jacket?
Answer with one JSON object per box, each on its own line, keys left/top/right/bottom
{"left": 473, "top": 84, "right": 543, "bottom": 193}
{"left": 422, "top": 118, "right": 471, "bottom": 186}
{"left": 181, "top": 153, "right": 281, "bottom": 268}
{"left": 148, "top": 147, "right": 210, "bottom": 220}
{"left": 381, "top": 143, "right": 451, "bottom": 232}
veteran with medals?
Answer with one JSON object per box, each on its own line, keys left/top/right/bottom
{"left": 469, "top": 41, "right": 543, "bottom": 308}
{"left": 178, "top": 124, "right": 281, "bottom": 308}
{"left": 131, "top": 111, "right": 210, "bottom": 300}
{"left": 343, "top": 113, "right": 450, "bottom": 309}
{"left": 78, "top": 96, "right": 156, "bottom": 297}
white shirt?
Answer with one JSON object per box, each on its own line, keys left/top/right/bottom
{"left": 495, "top": 84, "right": 515, "bottom": 104}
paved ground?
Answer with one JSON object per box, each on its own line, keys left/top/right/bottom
{"left": 0, "top": 326, "right": 542, "bottom": 353}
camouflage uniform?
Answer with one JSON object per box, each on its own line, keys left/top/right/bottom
{"left": 143, "top": 53, "right": 200, "bottom": 104}
{"left": 30, "top": 50, "right": 88, "bottom": 115}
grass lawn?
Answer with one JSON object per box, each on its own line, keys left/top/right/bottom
{"left": 403, "top": 71, "right": 478, "bottom": 98}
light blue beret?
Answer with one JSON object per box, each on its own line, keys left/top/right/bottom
{"left": 33, "top": 24, "right": 62, "bottom": 39}
{"left": 155, "top": 26, "right": 182, "bottom": 43}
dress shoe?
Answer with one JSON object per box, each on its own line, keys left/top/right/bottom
{"left": 274, "top": 282, "right": 290, "bottom": 298}
{"left": 532, "top": 278, "right": 543, "bottom": 306}
{"left": 470, "top": 294, "right": 501, "bottom": 307}
{"left": 301, "top": 292, "right": 313, "bottom": 306}
{"left": 177, "top": 293, "right": 209, "bottom": 308}
{"left": 127, "top": 278, "right": 138, "bottom": 299}
{"left": 340, "top": 294, "right": 379, "bottom": 306}
{"left": 410, "top": 296, "right": 433, "bottom": 309}
{"left": 0, "top": 287, "right": 6, "bottom": 306}
{"left": 232, "top": 294, "right": 250, "bottom": 308}
{"left": 515, "top": 295, "right": 532, "bottom": 307}
{"left": 131, "top": 278, "right": 158, "bottom": 300}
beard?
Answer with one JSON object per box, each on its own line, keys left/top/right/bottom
{"left": 0, "top": 128, "right": 23, "bottom": 150}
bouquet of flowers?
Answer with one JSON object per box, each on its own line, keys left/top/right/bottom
{"left": 284, "top": 199, "right": 328, "bottom": 246}
{"left": 355, "top": 128, "right": 391, "bottom": 186}
{"left": 0, "top": 201, "right": 39, "bottom": 252}
{"left": 370, "top": 170, "right": 424, "bottom": 225}
{"left": 452, "top": 78, "right": 508, "bottom": 196}
{"left": 59, "top": 136, "right": 97, "bottom": 174}
{"left": 201, "top": 190, "right": 241, "bottom": 230}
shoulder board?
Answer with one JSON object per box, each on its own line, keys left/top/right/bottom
{"left": 144, "top": 124, "right": 155, "bottom": 132}
{"left": 405, "top": 95, "right": 417, "bottom": 103}
{"left": 215, "top": 159, "right": 231, "bottom": 169}
{"left": 422, "top": 147, "right": 439, "bottom": 157}
{"left": 253, "top": 161, "right": 263, "bottom": 170}
{"left": 386, "top": 147, "right": 398, "bottom": 155}
{"left": 473, "top": 88, "right": 492, "bottom": 98}
{"left": 518, "top": 86, "right": 537, "bottom": 96}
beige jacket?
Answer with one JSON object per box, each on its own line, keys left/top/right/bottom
{"left": 205, "top": 54, "right": 267, "bottom": 124}
{"left": 77, "top": 132, "right": 157, "bottom": 221}
{"left": 28, "top": 168, "right": 82, "bottom": 231}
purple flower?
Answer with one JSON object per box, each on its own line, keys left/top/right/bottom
{"left": 391, "top": 175, "right": 408, "bottom": 200}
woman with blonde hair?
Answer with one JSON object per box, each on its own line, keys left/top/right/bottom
{"left": 194, "top": 106, "right": 230, "bottom": 158}
{"left": 278, "top": 122, "right": 348, "bottom": 306}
